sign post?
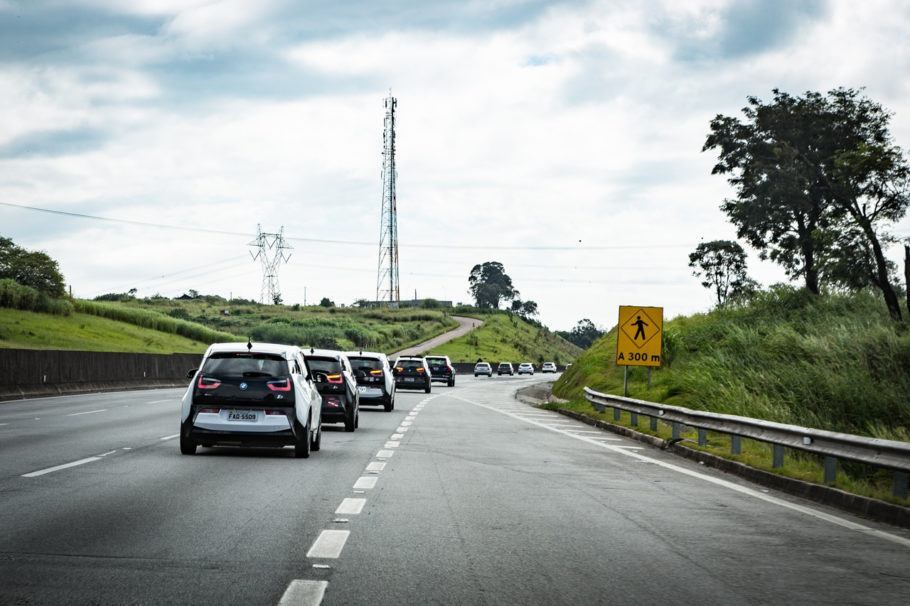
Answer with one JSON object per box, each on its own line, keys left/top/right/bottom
{"left": 615, "top": 306, "right": 663, "bottom": 396}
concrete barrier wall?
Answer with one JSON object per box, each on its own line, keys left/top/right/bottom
{"left": 0, "top": 349, "right": 203, "bottom": 401}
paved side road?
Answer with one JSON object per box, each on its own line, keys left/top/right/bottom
{"left": 1, "top": 377, "right": 908, "bottom": 605}
{"left": 389, "top": 315, "right": 482, "bottom": 358}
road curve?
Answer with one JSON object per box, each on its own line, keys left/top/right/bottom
{"left": 389, "top": 315, "right": 481, "bottom": 358}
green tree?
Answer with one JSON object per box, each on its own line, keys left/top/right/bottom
{"left": 557, "top": 319, "right": 603, "bottom": 349}
{"left": 468, "top": 261, "right": 518, "bottom": 309}
{"left": 688, "top": 240, "right": 755, "bottom": 306}
{"left": 319, "top": 297, "right": 335, "bottom": 308}
{"left": 0, "top": 236, "right": 66, "bottom": 297}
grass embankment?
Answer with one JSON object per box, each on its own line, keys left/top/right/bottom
{"left": 101, "top": 299, "right": 458, "bottom": 354}
{"left": 432, "top": 312, "right": 582, "bottom": 364}
{"left": 552, "top": 287, "right": 910, "bottom": 505}
{"left": 0, "top": 308, "right": 210, "bottom": 353}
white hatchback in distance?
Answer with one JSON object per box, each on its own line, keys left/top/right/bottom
{"left": 541, "top": 362, "right": 557, "bottom": 373}
{"left": 517, "top": 363, "right": 535, "bottom": 375}
{"left": 180, "top": 342, "right": 322, "bottom": 458}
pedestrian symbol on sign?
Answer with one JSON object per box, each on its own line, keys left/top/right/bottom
{"left": 632, "top": 315, "right": 648, "bottom": 341}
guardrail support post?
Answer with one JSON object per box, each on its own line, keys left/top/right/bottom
{"left": 613, "top": 407, "right": 621, "bottom": 422}
{"left": 731, "top": 435, "right": 741, "bottom": 455}
{"left": 630, "top": 412, "right": 638, "bottom": 426}
{"left": 823, "top": 456, "right": 837, "bottom": 485}
{"left": 671, "top": 423, "right": 681, "bottom": 440}
{"left": 649, "top": 416, "right": 658, "bottom": 431}
{"left": 697, "top": 428, "right": 707, "bottom": 447}
{"left": 893, "top": 471, "right": 909, "bottom": 500}
{"left": 772, "top": 444, "right": 785, "bottom": 468}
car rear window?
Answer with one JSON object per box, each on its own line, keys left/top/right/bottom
{"left": 397, "top": 360, "right": 424, "bottom": 371}
{"left": 426, "top": 357, "right": 448, "bottom": 366}
{"left": 349, "top": 357, "right": 382, "bottom": 371}
{"left": 306, "top": 357, "right": 343, "bottom": 374}
{"left": 202, "top": 353, "right": 288, "bottom": 378}
{"left": 498, "top": 363, "right": 510, "bottom": 368}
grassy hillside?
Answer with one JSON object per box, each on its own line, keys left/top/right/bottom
{"left": 0, "top": 308, "right": 210, "bottom": 353}
{"left": 98, "top": 298, "right": 458, "bottom": 354}
{"left": 432, "top": 313, "right": 582, "bottom": 364}
{"left": 552, "top": 287, "right": 910, "bottom": 504}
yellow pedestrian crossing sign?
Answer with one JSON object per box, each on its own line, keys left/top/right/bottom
{"left": 616, "top": 306, "right": 663, "bottom": 367}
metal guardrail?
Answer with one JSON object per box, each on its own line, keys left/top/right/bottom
{"left": 584, "top": 387, "right": 910, "bottom": 499}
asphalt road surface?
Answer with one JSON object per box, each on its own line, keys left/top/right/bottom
{"left": 389, "top": 315, "right": 482, "bottom": 358}
{"left": 1, "top": 376, "right": 909, "bottom": 605}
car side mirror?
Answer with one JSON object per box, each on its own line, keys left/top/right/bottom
{"left": 186, "top": 368, "right": 197, "bottom": 380}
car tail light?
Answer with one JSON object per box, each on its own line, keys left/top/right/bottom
{"left": 394, "top": 366, "right": 403, "bottom": 373}
{"left": 265, "top": 409, "right": 286, "bottom": 415}
{"left": 197, "top": 376, "right": 221, "bottom": 390}
{"left": 323, "top": 396, "right": 341, "bottom": 408}
{"left": 326, "top": 373, "right": 343, "bottom": 384}
{"left": 370, "top": 369, "right": 383, "bottom": 376}
{"left": 416, "top": 368, "right": 425, "bottom": 373}
{"left": 198, "top": 407, "right": 221, "bottom": 414}
{"left": 267, "top": 378, "right": 292, "bottom": 392}
{"left": 448, "top": 366, "right": 454, "bottom": 374}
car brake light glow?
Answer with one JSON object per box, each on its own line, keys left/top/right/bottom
{"left": 370, "top": 369, "right": 383, "bottom": 376}
{"left": 326, "top": 373, "right": 343, "bottom": 384}
{"left": 416, "top": 367, "right": 425, "bottom": 373}
{"left": 197, "top": 376, "right": 221, "bottom": 390}
{"left": 267, "top": 378, "right": 292, "bottom": 392}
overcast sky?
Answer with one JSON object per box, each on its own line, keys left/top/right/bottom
{"left": 1, "top": 0, "right": 909, "bottom": 330}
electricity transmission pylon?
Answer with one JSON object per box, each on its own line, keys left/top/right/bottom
{"left": 249, "top": 224, "right": 292, "bottom": 304}
{"left": 376, "top": 92, "right": 400, "bottom": 306}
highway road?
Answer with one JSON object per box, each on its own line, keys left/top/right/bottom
{"left": 1, "top": 376, "right": 909, "bottom": 605}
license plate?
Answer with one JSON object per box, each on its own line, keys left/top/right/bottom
{"left": 358, "top": 386, "right": 368, "bottom": 393}
{"left": 404, "top": 377, "right": 415, "bottom": 382}
{"left": 227, "top": 410, "right": 258, "bottom": 422}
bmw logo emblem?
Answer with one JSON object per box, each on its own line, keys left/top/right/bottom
{"left": 239, "top": 382, "right": 248, "bottom": 390}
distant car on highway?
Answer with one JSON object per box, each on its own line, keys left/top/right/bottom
{"left": 541, "top": 362, "right": 557, "bottom": 373}
{"left": 346, "top": 350, "right": 396, "bottom": 411}
{"left": 180, "top": 342, "right": 322, "bottom": 458}
{"left": 303, "top": 348, "right": 360, "bottom": 432}
{"left": 426, "top": 355, "right": 456, "bottom": 387}
{"left": 497, "top": 362, "right": 514, "bottom": 376}
{"left": 393, "top": 356, "right": 432, "bottom": 393}
{"left": 518, "top": 362, "right": 535, "bottom": 375}
{"left": 474, "top": 362, "right": 493, "bottom": 377}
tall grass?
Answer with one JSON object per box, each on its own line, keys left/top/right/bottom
{"left": 75, "top": 300, "right": 239, "bottom": 344}
{"left": 0, "top": 279, "right": 73, "bottom": 315}
{"left": 554, "top": 286, "right": 910, "bottom": 441}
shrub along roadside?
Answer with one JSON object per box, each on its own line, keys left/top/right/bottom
{"left": 0, "top": 279, "right": 73, "bottom": 315}
{"left": 74, "top": 300, "right": 239, "bottom": 344}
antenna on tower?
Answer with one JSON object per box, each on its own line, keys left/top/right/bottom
{"left": 376, "top": 91, "right": 400, "bottom": 307}
{"left": 249, "top": 224, "right": 292, "bottom": 304}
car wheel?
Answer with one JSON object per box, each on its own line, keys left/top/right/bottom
{"left": 312, "top": 422, "right": 322, "bottom": 451}
{"left": 295, "top": 421, "right": 311, "bottom": 459}
{"left": 180, "top": 435, "right": 196, "bottom": 455}
{"left": 425, "top": 383, "right": 431, "bottom": 393}
{"left": 448, "top": 378, "right": 455, "bottom": 387}
{"left": 355, "top": 410, "right": 359, "bottom": 429}
{"left": 344, "top": 408, "right": 356, "bottom": 432}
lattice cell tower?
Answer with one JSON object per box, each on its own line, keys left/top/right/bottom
{"left": 249, "top": 224, "right": 292, "bottom": 304}
{"left": 375, "top": 93, "right": 400, "bottom": 306}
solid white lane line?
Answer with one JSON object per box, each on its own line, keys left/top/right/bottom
{"left": 277, "top": 580, "right": 328, "bottom": 606}
{"left": 353, "top": 476, "right": 377, "bottom": 490}
{"left": 384, "top": 441, "right": 400, "bottom": 448}
{"left": 449, "top": 394, "right": 910, "bottom": 550}
{"left": 306, "top": 529, "right": 350, "bottom": 559}
{"left": 390, "top": 433, "right": 404, "bottom": 440}
{"left": 147, "top": 399, "right": 171, "bottom": 404}
{"left": 22, "top": 457, "right": 102, "bottom": 478}
{"left": 159, "top": 434, "right": 180, "bottom": 441}
{"left": 97, "top": 450, "right": 117, "bottom": 457}
{"left": 67, "top": 409, "right": 107, "bottom": 417}
{"left": 376, "top": 449, "right": 394, "bottom": 459}
{"left": 366, "top": 461, "right": 386, "bottom": 472}
{"left": 335, "top": 498, "right": 366, "bottom": 515}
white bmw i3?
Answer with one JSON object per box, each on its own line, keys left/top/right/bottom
{"left": 180, "top": 342, "right": 322, "bottom": 458}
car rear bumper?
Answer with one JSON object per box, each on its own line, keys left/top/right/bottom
{"left": 395, "top": 378, "right": 430, "bottom": 390}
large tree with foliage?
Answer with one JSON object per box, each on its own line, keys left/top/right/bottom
{"left": 688, "top": 240, "right": 755, "bottom": 306}
{"left": 510, "top": 298, "right": 539, "bottom": 321}
{"left": 705, "top": 88, "right": 910, "bottom": 320}
{"left": 0, "top": 236, "right": 66, "bottom": 297}
{"left": 468, "top": 261, "right": 519, "bottom": 309}
{"left": 557, "top": 319, "right": 603, "bottom": 349}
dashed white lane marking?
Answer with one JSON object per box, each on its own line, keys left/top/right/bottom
{"left": 335, "top": 498, "right": 366, "bottom": 515}
{"left": 147, "top": 399, "right": 171, "bottom": 404}
{"left": 396, "top": 426, "right": 409, "bottom": 433}
{"left": 159, "top": 434, "right": 180, "bottom": 441}
{"left": 0, "top": 423, "right": 8, "bottom": 426}
{"left": 376, "top": 449, "right": 394, "bottom": 459}
{"left": 353, "top": 476, "right": 377, "bottom": 490}
{"left": 22, "top": 456, "right": 101, "bottom": 478}
{"left": 67, "top": 409, "right": 107, "bottom": 417}
{"left": 277, "top": 579, "right": 328, "bottom": 606}
{"left": 401, "top": 421, "right": 413, "bottom": 426}
{"left": 366, "top": 461, "right": 386, "bottom": 472}
{"left": 449, "top": 394, "right": 910, "bottom": 550}
{"left": 306, "top": 529, "right": 350, "bottom": 559}
{"left": 97, "top": 450, "right": 117, "bottom": 457}
{"left": 391, "top": 433, "right": 404, "bottom": 440}
{"left": 384, "top": 441, "right": 400, "bottom": 448}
